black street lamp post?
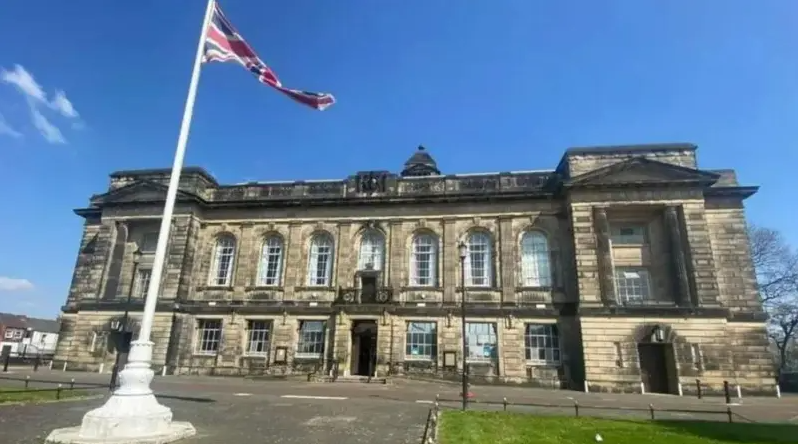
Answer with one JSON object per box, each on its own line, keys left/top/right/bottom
{"left": 458, "top": 241, "right": 469, "bottom": 411}
{"left": 110, "top": 249, "right": 142, "bottom": 391}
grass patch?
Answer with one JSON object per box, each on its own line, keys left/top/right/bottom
{"left": 439, "top": 410, "right": 798, "bottom": 444}
{"left": 0, "top": 387, "right": 94, "bottom": 404}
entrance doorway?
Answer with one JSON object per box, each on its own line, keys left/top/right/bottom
{"left": 637, "top": 342, "right": 675, "bottom": 394}
{"left": 359, "top": 272, "right": 378, "bottom": 303}
{"left": 350, "top": 320, "right": 378, "bottom": 377}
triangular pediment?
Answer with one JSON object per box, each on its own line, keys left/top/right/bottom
{"left": 567, "top": 157, "right": 720, "bottom": 187}
{"left": 90, "top": 180, "right": 200, "bottom": 205}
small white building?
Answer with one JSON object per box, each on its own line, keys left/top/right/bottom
{"left": 0, "top": 313, "right": 60, "bottom": 358}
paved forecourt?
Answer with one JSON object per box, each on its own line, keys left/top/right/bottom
{"left": 1, "top": 389, "right": 429, "bottom": 444}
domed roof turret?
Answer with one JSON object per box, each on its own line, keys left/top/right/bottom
{"left": 401, "top": 145, "right": 441, "bottom": 177}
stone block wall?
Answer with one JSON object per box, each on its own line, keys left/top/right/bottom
{"left": 579, "top": 317, "right": 776, "bottom": 395}
{"left": 564, "top": 147, "right": 697, "bottom": 178}
{"left": 705, "top": 199, "right": 763, "bottom": 313}
{"left": 52, "top": 311, "right": 174, "bottom": 372}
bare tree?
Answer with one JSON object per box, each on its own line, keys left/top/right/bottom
{"left": 749, "top": 225, "right": 798, "bottom": 373}
{"left": 749, "top": 226, "right": 798, "bottom": 303}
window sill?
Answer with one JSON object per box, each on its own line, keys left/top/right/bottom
{"left": 192, "top": 352, "right": 218, "bottom": 358}
{"left": 457, "top": 287, "right": 501, "bottom": 292}
{"left": 294, "top": 355, "right": 323, "bottom": 361}
{"left": 525, "top": 361, "right": 561, "bottom": 367}
{"left": 196, "top": 286, "right": 234, "bottom": 291}
{"left": 245, "top": 286, "right": 284, "bottom": 291}
{"left": 401, "top": 286, "right": 443, "bottom": 292}
{"left": 294, "top": 286, "right": 335, "bottom": 292}
{"left": 515, "top": 286, "right": 554, "bottom": 292}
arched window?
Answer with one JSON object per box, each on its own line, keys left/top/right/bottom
{"left": 357, "top": 230, "right": 385, "bottom": 271}
{"left": 409, "top": 233, "right": 438, "bottom": 286}
{"left": 465, "top": 231, "right": 492, "bottom": 287}
{"left": 208, "top": 235, "right": 236, "bottom": 286}
{"left": 257, "top": 235, "right": 284, "bottom": 286}
{"left": 307, "top": 233, "right": 334, "bottom": 286}
{"left": 520, "top": 231, "right": 551, "bottom": 287}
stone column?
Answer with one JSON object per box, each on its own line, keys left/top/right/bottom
{"left": 665, "top": 205, "right": 694, "bottom": 306}
{"left": 592, "top": 207, "right": 617, "bottom": 305}
{"left": 498, "top": 217, "right": 515, "bottom": 304}
{"left": 283, "top": 222, "right": 303, "bottom": 300}
{"left": 388, "top": 221, "right": 406, "bottom": 299}
{"left": 442, "top": 219, "right": 457, "bottom": 303}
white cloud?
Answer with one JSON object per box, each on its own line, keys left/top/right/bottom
{"left": 0, "top": 277, "right": 34, "bottom": 292}
{"left": 50, "top": 90, "right": 79, "bottom": 118}
{"left": 0, "top": 64, "right": 81, "bottom": 144}
{"left": 30, "top": 106, "right": 66, "bottom": 144}
{"left": 0, "top": 113, "right": 22, "bottom": 139}
{"left": 0, "top": 64, "right": 46, "bottom": 103}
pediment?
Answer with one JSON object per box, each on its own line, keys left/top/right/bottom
{"left": 567, "top": 157, "right": 720, "bottom": 187}
{"left": 90, "top": 180, "right": 200, "bottom": 205}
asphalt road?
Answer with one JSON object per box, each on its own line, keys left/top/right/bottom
{"left": 1, "top": 369, "right": 797, "bottom": 443}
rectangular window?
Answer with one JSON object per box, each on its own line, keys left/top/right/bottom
{"left": 134, "top": 269, "right": 152, "bottom": 298}
{"left": 296, "top": 320, "right": 325, "bottom": 359}
{"left": 610, "top": 225, "right": 646, "bottom": 245}
{"left": 405, "top": 322, "right": 437, "bottom": 360}
{"left": 4, "top": 329, "right": 15, "bottom": 339}
{"left": 614, "top": 267, "right": 652, "bottom": 304}
{"left": 12, "top": 330, "right": 23, "bottom": 339}
{"left": 196, "top": 319, "right": 222, "bottom": 354}
{"left": 465, "top": 322, "right": 497, "bottom": 363}
{"left": 524, "top": 324, "right": 561, "bottom": 365}
{"left": 246, "top": 320, "right": 272, "bottom": 355}
{"left": 140, "top": 232, "right": 159, "bottom": 253}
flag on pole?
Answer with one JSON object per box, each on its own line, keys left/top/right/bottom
{"left": 202, "top": 1, "right": 336, "bottom": 111}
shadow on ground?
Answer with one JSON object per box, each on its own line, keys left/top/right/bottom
{"left": 155, "top": 394, "right": 216, "bottom": 403}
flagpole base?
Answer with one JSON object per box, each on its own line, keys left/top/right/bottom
{"left": 45, "top": 341, "right": 196, "bottom": 444}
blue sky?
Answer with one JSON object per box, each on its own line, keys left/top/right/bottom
{"left": 0, "top": 0, "right": 796, "bottom": 318}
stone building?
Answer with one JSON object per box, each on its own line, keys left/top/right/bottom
{"left": 53, "top": 143, "right": 775, "bottom": 394}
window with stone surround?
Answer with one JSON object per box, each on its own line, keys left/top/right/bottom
{"left": 614, "top": 267, "right": 652, "bottom": 304}
{"left": 520, "top": 231, "right": 551, "bottom": 287}
{"left": 196, "top": 319, "right": 222, "bottom": 355}
{"left": 358, "top": 230, "right": 385, "bottom": 271}
{"left": 465, "top": 322, "right": 497, "bottom": 363}
{"left": 307, "top": 233, "right": 334, "bottom": 286}
{"left": 139, "top": 232, "right": 159, "bottom": 253}
{"left": 4, "top": 329, "right": 15, "bottom": 339}
{"left": 133, "top": 268, "right": 151, "bottom": 298}
{"left": 208, "top": 235, "right": 236, "bottom": 287}
{"left": 296, "top": 320, "right": 326, "bottom": 359}
{"left": 409, "top": 233, "right": 437, "bottom": 286}
{"left": 610, "top": 225, "right": 647, "bottom": 245}
{"left": 405, "top": 322, "right": 437, "bottom": 360}
{"left": 257, "top": 236, "right": 284, "bottom": 286}
{"left": 245, "top": 320, "right": 272, "bottom": 355}
{"left": 524, "top": 324, "right": 560, "bottom": 365}
{"left": 465, "top": 231, "right": 492, "bottom": 287}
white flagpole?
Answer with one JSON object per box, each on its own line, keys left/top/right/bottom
{"left": 137, "top": 0, "right": 215, "bottom": 344}
{"left": 45, "top": 3, "right": 217, "bottom": 442}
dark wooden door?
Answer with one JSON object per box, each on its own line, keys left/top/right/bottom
{"left": 361, "top": 276, "right": 377, "bottom": 302}
{"left": 638, "top": 343, "right": 670, "bottom": 394}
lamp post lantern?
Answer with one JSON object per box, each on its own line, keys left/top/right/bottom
{"left": 458, "top": 241, "right": 469, "bottom": 411}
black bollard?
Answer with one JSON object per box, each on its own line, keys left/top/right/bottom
{"left": 1, "top": 353, "right": 9, "bottom": 372}
{"left": 696, "top": 379, "right": 702, "bottom": 399}
{"left": 33, "top": 356, "right": 40, "bottom": 372}
{"left": 723, "top": 380, "right": 731, "bottom": 404}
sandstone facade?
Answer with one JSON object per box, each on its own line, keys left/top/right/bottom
{"left": 53, "top": 143, "right": 775, "bottom": 394}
